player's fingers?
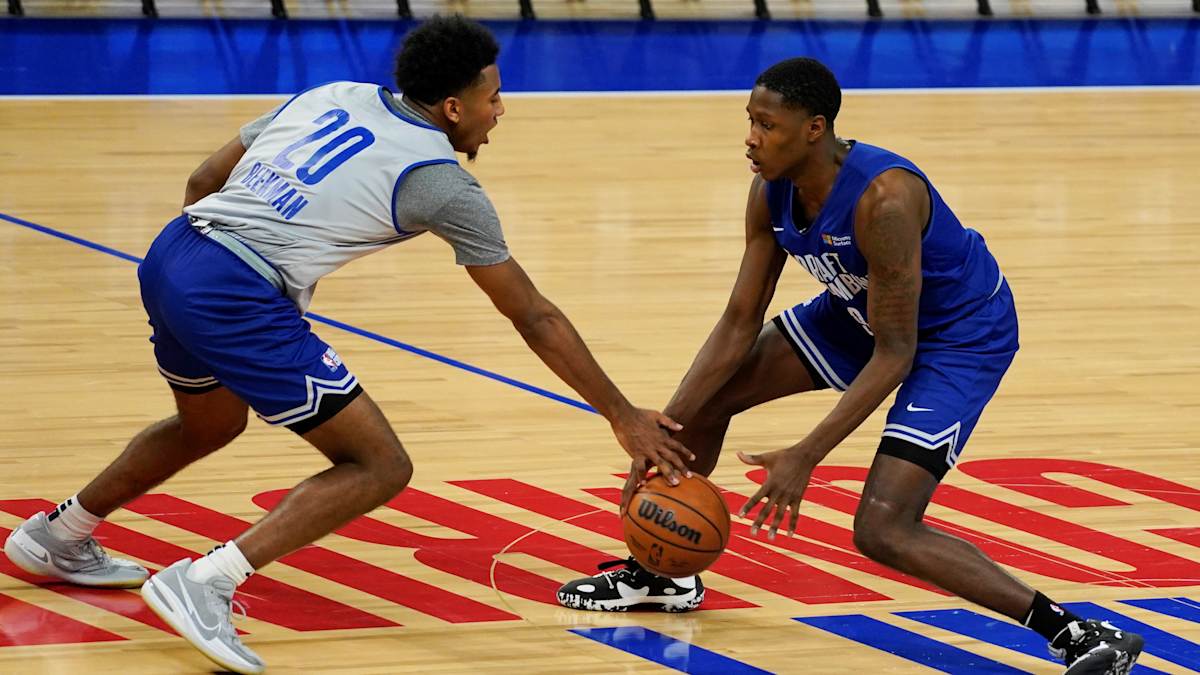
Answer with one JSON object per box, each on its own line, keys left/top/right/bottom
{"left": 659, "top": 440, "right": 695, "bottom": 475}
{"left": 751, "top": 497, "right": 775, "bottom": 535}
{"left": 666, "top": 437, "right": 697, "bottom": 463}
{"left": 620, "top": 479, "right": 639, "bottom": 515}
{"left": 656, "top": 412, "right": 684, "bottom": 432}
{"left": 653, "top": 455, "right": 682, "bottom": 485}
{"left": 787, "top": 503, "right": 801, "bottom": 538}
{"left": 632, "top": 465, "right": 650, "bottom": 486}
{"left": 768, "top": 501, "right": 788, "bottom": 540}
{"left": 739, "top": 486, "right": 767, "bottom": 518}
{"left": 737, "top": 450, "right": 763, "bottom": 466}
{"left": 625, "top": 458, "right": 645, "bottom": 480}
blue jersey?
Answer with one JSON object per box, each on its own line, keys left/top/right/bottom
{"left": 766, "top": 142, "right": 1004, "bottom": 338}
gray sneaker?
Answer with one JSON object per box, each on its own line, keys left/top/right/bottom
{"left": 3, "top": 512, "right": 148, "bottom": 588}
{"left": 142, "top": 558, "right": 265, "bottom": 675}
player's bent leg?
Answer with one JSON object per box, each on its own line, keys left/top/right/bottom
{"left": 80, "top": 386, "right": 250, "bottom": 517}
{"left": 853, "top": 452, "right": 1143, "bottom": 675}
{"left": 853, "top": 453, "right": 1036, "bottom": 617}
{"left": 232, "top": 388, "right": 412, "bottom": 569}
{"left": 4, "top": 386, "right": 248, "bottom": 589}
{"left": 143, "top": 388, "right": 409, "bottom": 675}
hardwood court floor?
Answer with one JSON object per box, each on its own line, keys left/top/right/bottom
{"left": 0, "top": 89, "right": 1198, "bottom": 673}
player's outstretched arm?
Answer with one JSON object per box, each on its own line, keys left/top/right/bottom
{"left": 466, "top": 257, "right": 696, "bottom": 483}
{"left": 183, "top": 136, "right": 247, "bottom": 208}
{"left": 738, "top": 168, "right": 927, "bottom": 538}
{"left": 664, "top": 176, "right": 787, "bottom": 427}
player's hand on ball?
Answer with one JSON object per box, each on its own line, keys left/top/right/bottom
{"left": 619, "top": 461, "right": 650, "bottom": 515}
{"left": 737, "top": 447, "right": 816, "bottom": 539}
{"left": 612, "top": 408, "right": 695, "bottom": 486}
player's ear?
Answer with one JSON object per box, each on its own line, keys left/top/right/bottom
{"left": 442, "top": 96, "right": 463, "bottom": 125}
{"left": 807, "top": 115, "right": 827, "bottom": 142}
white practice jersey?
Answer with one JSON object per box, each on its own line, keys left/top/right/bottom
{"left": 186, "top": 81, "right": 458, "bottom": 311}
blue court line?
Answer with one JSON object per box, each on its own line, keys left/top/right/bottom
{"left": 1121, "top": 596, "right": 1200, "bottom": 625}
{"left": 1064, "top": 601, "right": 1200, "bottom": 672}
{"left": 795, "top": 614, "right": 1027, "bottom": 673}
{"left": 897, "top": 608, "right": 1168, "bottom": 675}
{"left": 569, "top": 627, "right": 772, "bottom": 674}
{"left": 0, "top": 210, "right": 596, "bottom": 414}
{"left": 0, "top": 212, "right": 145, "bottom": 265}
{"left": 307, "top": 314, "right": 596, "bottom": 413}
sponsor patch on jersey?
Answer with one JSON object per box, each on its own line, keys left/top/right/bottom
{"left": 822, "top": 233, "right": 852, "bottom": 247}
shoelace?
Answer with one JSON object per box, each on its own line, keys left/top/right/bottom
{"left": 595, "top": 557, "right": 644, "bottom": 590}
{"left": 209, "top": 581, "right": 250, "bottom": 644}
{"left": 1050, "top": 620, "right": 1113, "bottom": 662}
{"left": 1066, "top": 622, "right": 1106, "bottom": 657}
{"left": 70, "top": 538, "right": 113, "bottom": 573}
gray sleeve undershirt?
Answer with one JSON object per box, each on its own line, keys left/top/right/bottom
{"left": 239, "top": 106, "right": 280, "bottom": 148}
{"left": 394, "top": 163, "right": 511, "bottom": 267}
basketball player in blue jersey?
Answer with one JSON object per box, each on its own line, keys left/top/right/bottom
{"left": 558, "top": 58, "right": 1143, "bottom": 674}
{"left": 2, "top": 17, "right": 694, "bottom": 675}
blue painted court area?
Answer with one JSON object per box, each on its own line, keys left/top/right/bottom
{"left": 0, "top": 17, "right": 1196, "bottom": 95}
{"left": 570, "top": 627, "right": 773, "bottom": 674}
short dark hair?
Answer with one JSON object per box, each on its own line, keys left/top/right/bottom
{"left": 755, "top": 57, "right": 841, "bottom": 125}
{"left": 394, "top": 16, "right": 500, "bottom": 105}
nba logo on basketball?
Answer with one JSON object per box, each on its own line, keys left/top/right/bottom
{"left": 321, "top": 347, "right": 342, "bottom": 371}
{"left": 622, "top": 475, "right": 730, "bottom": 577}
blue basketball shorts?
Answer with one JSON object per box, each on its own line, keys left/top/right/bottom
{"left": 137, "top": 215, "right": 362, "bottom": 434}
{"left": 772, "top": 283, "right": 1019, "bottom": 480}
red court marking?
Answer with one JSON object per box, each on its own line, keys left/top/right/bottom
{"left": 1, "top": 498, "right": 393, "bottom": 632}
{"left": 0, "top": 592, "right": 124, "bottom": 646}
{"left": 0, "top": 526, "right": 173, "bottom": 634}
{"left": 750, "top": 465, "right": 1200, "bottom": 588}
{"left": 933, "top": 483, "right": 1200, "bottom": 586}
{"left": 284, "top": 483, "right": 754, "bottom": 611}
{"left": 1146, "top": 527, "right": 1200, "bottom": 550}
{"left": 436, "top": 479, "right": 753, "bottom": 609}
{"left": 959, "top": 458, "right": 1200, "bottom": 512}
{"left": 476, "top": 476, "right": 889, "bottom": 604}
{"left": 586, "top": 485, "right": 944, "bottom": 603}
{"left": 134, "top": 493, "right": 515, "bottom": 624}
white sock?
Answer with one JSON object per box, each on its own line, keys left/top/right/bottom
{"left": 186, "top": 541, "right": 255, "bottom": 587}
{"left": 45, "top": 495, "right": 102, "bottom": 542}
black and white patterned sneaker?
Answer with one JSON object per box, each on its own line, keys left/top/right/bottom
{"left": 556, "top": 557, "right": 704, "bottom": 612}
{"left": 1051, "top": 619, "right": 1144, "bottom": 675}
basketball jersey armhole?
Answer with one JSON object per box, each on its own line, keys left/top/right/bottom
{"left": 849, "top": 165, "right": 935, "bottom": 242}
{"left": 272, "top": 81, "right": 343, "bottom": 120}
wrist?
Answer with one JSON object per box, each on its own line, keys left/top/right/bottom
{"left": 604, "top": 399, "right": 639, "bottom": 427}
{"left": 788, "top": 442, "right": 824, "bottom": 464}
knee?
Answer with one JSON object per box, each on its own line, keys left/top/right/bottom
{"left": 371, "top": 448, "right": 413, "bottom": 499}
{"left": 852, "top": 501, "right": 911, "bottom": 566}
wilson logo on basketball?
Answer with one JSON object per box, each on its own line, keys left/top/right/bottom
{"left": 637, "top": 500, "right": 702, "bottom": 545}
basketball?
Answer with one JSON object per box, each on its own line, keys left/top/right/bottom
{"left": 622, "top": 473, "right": 730, "bottom": 577}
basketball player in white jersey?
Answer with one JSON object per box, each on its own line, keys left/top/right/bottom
{"left": 2, "top": 16, "right": 693, "bottom": 674}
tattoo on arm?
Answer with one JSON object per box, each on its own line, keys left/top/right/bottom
{"left": 857, "top": 181, "right": 924, "bottom": 357}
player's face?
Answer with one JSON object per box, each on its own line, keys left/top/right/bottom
{"left": 744, "top": 86, "right": 816, "bottom": 181}
{"left": 453, "top": 65, "right": 505, "bottom": 161}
